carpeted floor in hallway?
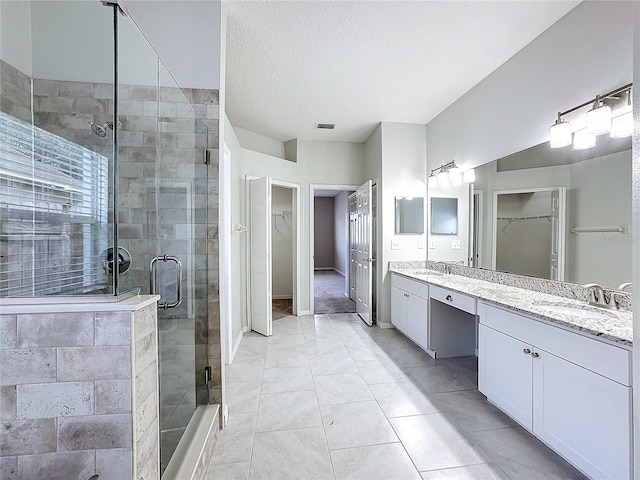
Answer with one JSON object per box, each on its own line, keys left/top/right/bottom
{"left": 314, "top": 269, "right": 356, "bottom": 314}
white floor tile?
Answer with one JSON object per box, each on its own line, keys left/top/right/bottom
{"left": 249, "top": 427, "right": 334, "bottom": 479}
{"left": 205, "top": 461, "right": 250, "bottom": 480}
{"left": 260, "top": 365, "right": 314, "bottom": 394}
{"left": 420, "top": 463, "right": 509, "bottom": 480}
{"left": 369, "top": 381, "right": 441, "bottom": 418}
{"left": 225, "top": 381, "right": 262, "bottom": 413}
{"left": 331, "top": 443, "right": 421, "bottom": 480}
{"left": 256, "top": 390, "right": 322, "bottom": 432}
{"left": 321, "top": 400, "right": 398, "bottom": 450}
{"left": 390, "top": 413, "right": 489, "bottom": 471}
{"left": 309, "top": 351, "right": 358, "bottom": 376}
{"left": 314, "top": 372, "right": 374, "bottom": 405}
{"left": 210, "top": 412, "right": 257, "bottom": 465}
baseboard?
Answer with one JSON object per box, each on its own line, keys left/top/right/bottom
{"left": 272, "top": 295, "right": 293, "bottom": 300}
{"left": 161, "top": 404, "right": 220, "bottom": 480}
{"left": 377, "top": 321, "right": 394, "bottom": 329}
{"left": 314, "top": 267, "right": 345, "bottom": 276}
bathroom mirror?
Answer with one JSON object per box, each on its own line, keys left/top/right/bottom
{"left": 395, "top": 196, "right": 424, "bottom": 234}
{"left": 430, "top": 136, "right": 632, "bottom": 290}
{"left": 430, "top": 197, "right": 458, "bottom": 235}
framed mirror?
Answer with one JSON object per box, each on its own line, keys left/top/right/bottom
{"left": 395, "top": 197, "right": 424, "bottom": 234}
{"left": 430, "top": 197, "right": 458, "bottom": 235}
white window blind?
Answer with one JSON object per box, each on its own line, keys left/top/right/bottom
{"left": 0, "top": 110, "right": 109, "bottom": 296}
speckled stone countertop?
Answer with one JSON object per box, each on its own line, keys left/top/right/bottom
{"left": 389, "top": 268, "right": 632, "bottom": 348}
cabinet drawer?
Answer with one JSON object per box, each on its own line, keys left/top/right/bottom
{"left": 430, "top": 285, "right": 476, "bottom": 314}
{"left": 391, "top": 273, "right": 428, "bottom": 298}
{"left": 479, "top": 302, "right": 631, "bottom": 386}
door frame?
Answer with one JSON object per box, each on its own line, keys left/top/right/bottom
{"left": 309, "top": 183, "right": 359, "bottom": 315}
{"left": 246, "top": 175, "right": 302, "bottom": 332}
{"left": 491, "top": 186, "right": 566, "bottom": 280}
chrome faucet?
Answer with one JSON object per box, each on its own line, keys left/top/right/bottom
{"left": 583, "top": 283, "right": 618, "bottom": 310}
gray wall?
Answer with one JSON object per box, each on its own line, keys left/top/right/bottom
{"left": 272, "top": 186, "right": 293, "bottom": 298}
{"left": 314, "top": 197, "right": 335, "bottom": 269}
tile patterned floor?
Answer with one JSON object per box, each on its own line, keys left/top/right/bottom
{"left": 205, "top": 314, "right": 587, "bottom": 480}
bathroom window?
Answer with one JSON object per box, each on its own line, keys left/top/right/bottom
{"left": 0, "top": 111, "right": 108, "bottom": 296}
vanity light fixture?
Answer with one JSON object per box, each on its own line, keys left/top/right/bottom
{"left": 428, "top": 161, "right": 475, "bottom": 190}
{"left": 573, "top": 129, "right": 596, "bottom": 150}
{"left": 549, "top": 83, "right": 632, "bottom": 149}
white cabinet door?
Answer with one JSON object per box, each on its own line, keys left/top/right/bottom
{"left": 407, "top": 293, "right": 428, "bottom": 350}
{"left": 390, "top": 285, "right": 408, "bottom": 333}
{"left": 478, "top": 324, "right": 533, "bottom": 430}
{"left": 532, "top": 348, "right": 631, "bottom": 480}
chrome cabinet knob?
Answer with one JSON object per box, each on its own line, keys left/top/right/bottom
{"left": 523, "top": 348, "right": 531, "bottom": 355}
{"left": 531, "top": 352, "right": 539, "bottom": 358}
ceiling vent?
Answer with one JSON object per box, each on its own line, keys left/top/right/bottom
{"left": 315, "top": 123, "right": 335, "bottom": 130}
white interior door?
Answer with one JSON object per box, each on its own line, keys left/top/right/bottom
{"left": 355, "top": 180, "right": 373, "bottom": 325}
{"left": 250, "top": 176, "right": 272, "bottom": 336}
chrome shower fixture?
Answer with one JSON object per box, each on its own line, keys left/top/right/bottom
{"left": 89, "top": 121, "right": 121, "bottom": 137}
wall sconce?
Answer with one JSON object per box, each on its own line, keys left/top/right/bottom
{"left": 550, "top": 83, "right": 632, "bottom": 149}
{"left": 428, "top": 161, "right": 475, "bottom": 189}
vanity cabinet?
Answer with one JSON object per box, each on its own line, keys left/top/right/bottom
{"left": 478, "top": 302, "right": 632, "bottom": 480}
{"left": 390, "top": 274, "right": 429, "bottom": 350}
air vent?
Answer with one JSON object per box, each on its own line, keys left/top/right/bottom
{"left": 315, "top": 123, "right": 335, "bottom": 130}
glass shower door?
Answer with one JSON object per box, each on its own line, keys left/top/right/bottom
{"left": 117, "top": 13, "right": 209, "bottom": 475}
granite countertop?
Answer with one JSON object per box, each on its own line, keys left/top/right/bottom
{"left": 389, "top": 268, "right": 633, "bottom": 348}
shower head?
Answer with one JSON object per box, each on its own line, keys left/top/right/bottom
{"left": 90, "top": 122, "right": 108, "bottom": 138}
{"left": 89, "top": 121, "right": 121, "bottom": 137}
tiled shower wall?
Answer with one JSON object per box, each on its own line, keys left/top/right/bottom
{"left": 0, "top": 302, "right": 159, "bottom": 480}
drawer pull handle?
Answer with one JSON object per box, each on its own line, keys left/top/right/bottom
{"left": 523, "top": 348, "right": 531, "bottom": 355}
{"left": 531, "top": 352, "right": 539, "bottom": 359}
{"left": 445, "top": 295, "right": 453, "bottom": 301}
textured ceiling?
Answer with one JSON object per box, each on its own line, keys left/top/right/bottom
{"left": 225, "top": 1, "right": 580, "bottom": 143}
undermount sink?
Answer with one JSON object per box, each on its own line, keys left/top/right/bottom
{"left": 535, "top": 304, "right": 614, "bottom": 320}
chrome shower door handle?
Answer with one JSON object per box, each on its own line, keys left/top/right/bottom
{"left": 150, "top": 255, "right": 183, "bottom": 309}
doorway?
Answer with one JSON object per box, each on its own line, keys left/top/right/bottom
{"left": 310, "top": 185, "right": 357, "bottom": 314}
{"left": 247, "top": 176, "right": 300, "bottom": 337}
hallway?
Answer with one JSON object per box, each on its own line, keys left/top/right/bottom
{"left": 314, "top": 270, "right": 356, "bottom": 314}
{"left": 204, "top": 314, "right": 585, "bottom": 479}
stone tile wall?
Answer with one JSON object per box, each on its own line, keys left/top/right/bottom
{"left": 0, "top": 303, "right": 159, "bottom": 480}
{"left": 0, "top": 60, "right": 31, "bottom": 123}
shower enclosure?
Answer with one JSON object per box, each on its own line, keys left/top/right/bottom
{"left": 0, "top": 1, "right": 218, "bottom": 475}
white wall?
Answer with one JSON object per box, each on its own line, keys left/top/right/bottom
{"left": 234, "top": 126, "right": 285, "bottom": 159}
{"left": 377, "top": 122, "right": 428, "bottom": 326}
{"left": 334, "top": 191, "right": 350, "bottom": 277}
{"left": 235, "top": 135, "right": 366, "bottom": 316}
{"left": 426, "top": 1, "right": 633, "bottom": 171}
{"left": 124, "top": 0, "right": 221, "bottom": 89}
{"left": 314, "top": 197, "right": 336, "bottom": 269}
{"left": 1, "top": 1, "right": 32, "bottom": 76}
{"left": 272, "top": 186, "right": 293, "bottom": 298}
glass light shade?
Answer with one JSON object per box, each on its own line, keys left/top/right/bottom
{"left": 586, "top": 103, "right": 611, "bottom": 135}
{"left": 437, "top": 170, "right": 450, "bottom": 188}
{"left": 610, "top": 111, "right": 633, "bottom": 138}
{"left": 549, "top": 120, "right": 572, "bottom": 148}
{"left": 448, "top": 167, "right": 462, "bottom": 187}
{"left": 463, "top": 169, "right": 475, "bottom": 183}
{"left": 428, "top": 175, "right": 438, "bottom": 189}
{"left": 573, "top": 129, "right": 596, "bottom": 150}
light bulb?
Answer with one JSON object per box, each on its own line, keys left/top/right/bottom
{"left": 586, "top": 100, "right": 611, "bottom": 135}
{"left": 437, "top": 170, "right": 450, "bottom": 188}
{"left": 550, "top": 118, "right": 572, "bottom": 148}
{"left": 573, "top": 129, "right": 596, "bottom": 150}
{"left": 463, "top": 169, "right": 475, "bottom": 183}
{"left": 448, "top": 167, "right": 462, "bottom": 187}
{"left": 610, "top": 111, "right": 632, "bottom": 138}
{"left": 428, "top": 175, "right": 438, "bottom": 189}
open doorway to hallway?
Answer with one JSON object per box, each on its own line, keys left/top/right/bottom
{"left": 313, "top": 188, "right": 356, "bottom": 314}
